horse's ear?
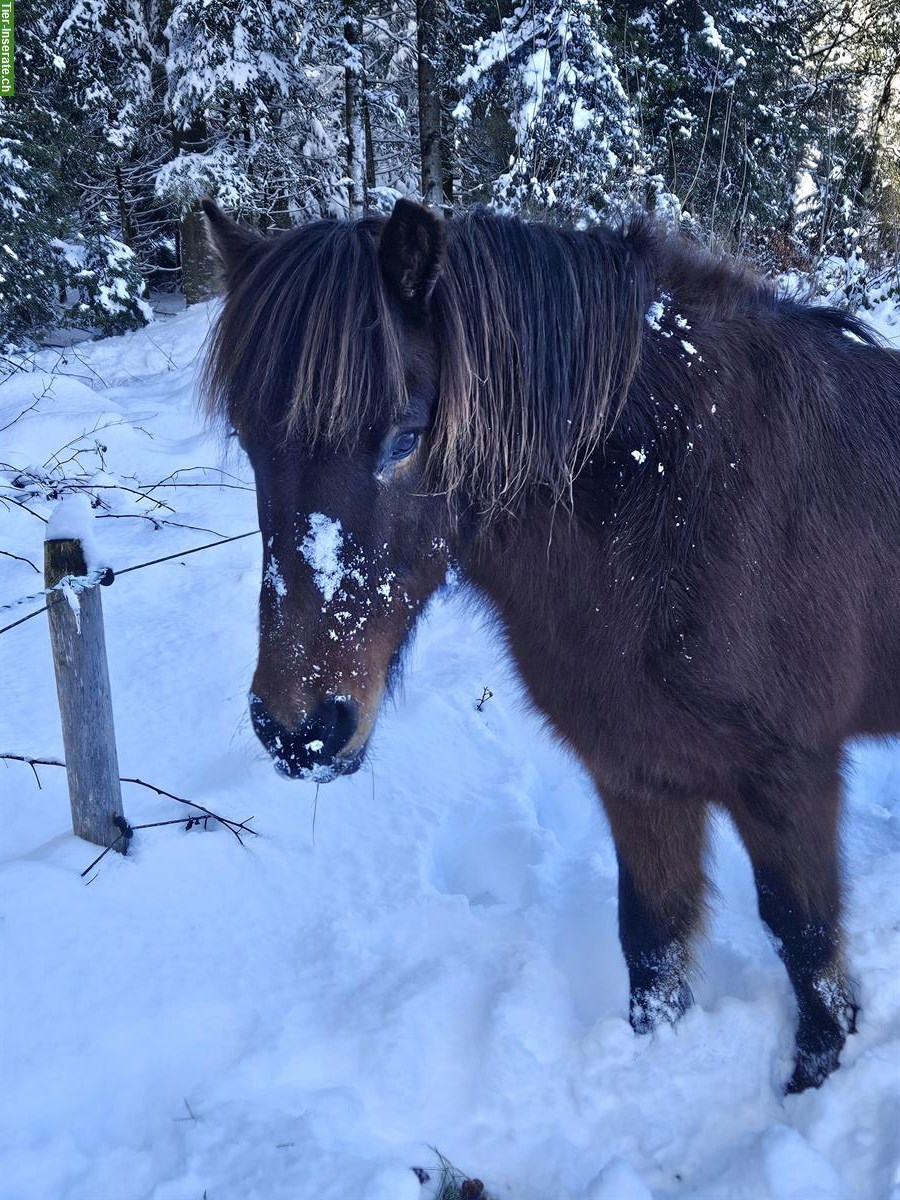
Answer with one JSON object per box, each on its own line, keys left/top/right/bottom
{"left": 201, "top": 199, "right": 260, "bottom": 284}
{"left": 379, "top": 198, "right": 445, "bottom": 312}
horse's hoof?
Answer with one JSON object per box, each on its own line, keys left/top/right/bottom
{"left": 786, "top": 977, "right": 860, "bottom": 1092}
{"left": 629, "top": 979, "right": 693, "bottom": 1034}
{"left": 785, "top": 1045, "right": 841, "bottom": 1094}
{"left": 785, "top": 1016, "right": 855, "bottom": 1093}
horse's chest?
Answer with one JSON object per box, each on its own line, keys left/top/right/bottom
{"left": 470, "top": 527, "right": 721, "bottom": 788}
{"left": 482, "top": 563, "right": 661, "bottom": 730}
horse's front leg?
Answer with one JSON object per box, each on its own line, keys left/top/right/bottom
{"left": 600, "top": 783, "right": 709, "bottom": 1032}
{"left": 730, "top": 746, "right": 858, "bottom": 1092}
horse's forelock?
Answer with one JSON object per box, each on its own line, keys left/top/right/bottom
{"left": 203, "top": 207, "right": 660, "bottom": 513}
{"left": 201, "top": 218, "right": 407, "bottom": 447}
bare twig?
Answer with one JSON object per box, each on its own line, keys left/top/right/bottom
{"left": 118, "top": 774, "right": 257, "bottom": 845}
{"left": 0, "top": 353, "right": 29, "bottom": 376}
{"left": 0, "top": 754, "right": 257, "bottom": 849}
{"left": 80, "top": 831, "right": 128, "bottom": 876}
{"left": 0, "top": 549, "right": 39, "bottom": 573}
{"left": 140, "top": 480, "right": 254, "bottom": 493}
{"left": 0, "top": 391, "right": 47, "bottom": 433}
{"left": 95, "top": 513, "right": 232, "bottom": 538}
{"left": 174, "top": 1099, "right": 199, "bottom": 1122}
{"left": 60, "top": 344, "right": 108, "bottom": 389}
{"left": 140, "top": 332, "right": 181, "bottom": 372}
{"left": 7, "top": 498, "right": 48, "bottom": 523}
{"left": 42, "top": 418, "right": 120, "bottom": 470}
{"left": 32, "top": 478, "right": 177, "bottom": 514}
{"left": 141, "top": 465, "right": 253, "bottom": 499}
{"left": 2, "top": 752, "right": 67, "bottom": 770}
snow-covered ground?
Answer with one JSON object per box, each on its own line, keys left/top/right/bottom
{"left": 1, "top": 299, "right": 898, "bottom": 1200}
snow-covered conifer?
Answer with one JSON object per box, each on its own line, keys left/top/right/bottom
{"left": 454, "top": 0, "right": 645, "bottom": 222}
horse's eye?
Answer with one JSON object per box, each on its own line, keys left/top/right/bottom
{"left": 391, "top": 430, "right": 419, "bottom": 461}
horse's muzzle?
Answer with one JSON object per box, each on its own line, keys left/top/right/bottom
{"left": 249, "top": 692, "right": 365, "bottom": 781}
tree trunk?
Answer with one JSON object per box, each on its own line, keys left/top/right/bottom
{"left": 180, "top": 207, "right": 217, "bottom": 304}
{"left": 115, "top": 165, "right": 134, "bottom": 247}
{"left": 416, "top": 0, "right": 445, "bottom": 210}
{"left": 344, "top": 16, "right": 367, "bottom": 218}
{"left": 858, "top": 54, "right": 900, "bottom": 203}
{"left": 169, "top": 110, "right": 214, "bottom": 302}
{"left": 363, "top": 88, "right": 377, "bottom": 192}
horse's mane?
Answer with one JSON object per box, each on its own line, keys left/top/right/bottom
{"left": 433, "top": 212, "right": 657, "bottom": 511}
{"left": 203, "top": 207, "right": 784, "bottom": 513}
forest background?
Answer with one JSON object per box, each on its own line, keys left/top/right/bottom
{"left": 1, "top": 0, "right": 898, "bottom": 346}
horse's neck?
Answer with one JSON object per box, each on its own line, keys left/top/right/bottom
{"left": 465, "top": 489, "right": 616, "bottom": 613}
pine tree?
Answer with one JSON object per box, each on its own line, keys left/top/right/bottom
{"left": 54, "top": 0, "right": 155, "bottom": 330}
{"left": 454, "top": 0, "right": 645, "bottom": 222}
{"left": 0, "top": 3, "right": 69, "bottom": 345}
{"left": 417, "top": 0, "right": 446, "bottom": 207}
{"left": 801, "top": 0, "right": 900, "bottom": 276}
{"left": 63, "top": 220, "right": 153, "bottom": 334}
{"left": 615, "top": 0, "right": 829, "bottom": 257}
{"left": 360, "top": 2, "right": 426, "bottom": 209}
{"left": 56, "top": 0, "right": 153, "bottom": 160}
{"left": 160, "top": 0, "right": 311, "bottom": 217}
{"left": 0, "top": 0, "right": 155, "bottom": 345}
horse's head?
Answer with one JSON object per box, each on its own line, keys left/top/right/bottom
{"left": 203, "top": 199, "right": 453, "bottom": 780}
{"left": 204, "top": 200, "right": 643, "bottom": 777}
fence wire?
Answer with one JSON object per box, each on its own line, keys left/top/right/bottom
{"left": 0, "top": 529, "right": 259, "bottom": 637}
{"left": 0, "top": 568, "right": 110, "bottom": 617}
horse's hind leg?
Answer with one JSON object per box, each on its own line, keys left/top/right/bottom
{"left": 731, "top": 746, "right": 858, "bottom": 1093}
{"left": 600, "top": 786, "right": 709, "bottom": 1032}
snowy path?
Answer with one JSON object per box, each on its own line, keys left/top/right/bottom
{"left": 1, "top": 304, "right": 898, "bottom": 1200}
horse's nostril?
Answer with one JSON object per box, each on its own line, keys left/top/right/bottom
{"left": 249, "top": 693, "right": 295, "bottom": 757}
{"left": 249, "top": 691, "right": 361, "bottom": 778}
{"left": 315, "top": 695, "right": 360, "bottom": 755}
{"left": 249, "top": 692, "right": 279, "bottom": 739}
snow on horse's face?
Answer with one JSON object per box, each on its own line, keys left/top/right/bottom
{"left": 242, "top": 415, "right": 450, "bottom": 781}
{"left": 202, "top": 200, "right": 450, "bottom": 780}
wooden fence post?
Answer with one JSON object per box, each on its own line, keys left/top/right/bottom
{"left": 44, "top": 537, "right": 125, "bottom": 851}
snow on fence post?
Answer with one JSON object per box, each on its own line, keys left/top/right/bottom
{"left": 44, "top": 522, "right": 125, "bottom": 852}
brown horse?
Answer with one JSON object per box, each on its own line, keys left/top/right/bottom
{"left": 201, "top": 197, "right": 900, "bottom": 1094}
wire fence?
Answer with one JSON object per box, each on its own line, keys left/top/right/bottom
{"left": 1, "top": 524, "right": 262, "bottom": 873}
{"left": 0, "top": 367, "right": 263, "bottom": 871}
{"left": 0, "top": 529, "right": 259, "bottom": 637}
